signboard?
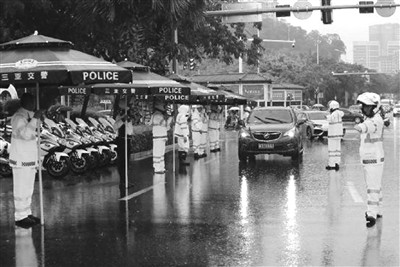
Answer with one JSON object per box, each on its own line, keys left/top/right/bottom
{"left": 221, "top": 2, "right": 263, "bottom": 23}
{"left": 59, "top": 86, "right": 91, "bottom": 95}
{"left": 243, "top": 84, "right": 264, "bottom": 99}
{"left": 272, "top": 90, "right": 285, "bottom": 101}
{"left": 150, "top": 86, "right": 191, "bottom": 101}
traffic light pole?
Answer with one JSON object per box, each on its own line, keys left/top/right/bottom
{"left": 205, "top": 3, "right": 400, "bottom": 17}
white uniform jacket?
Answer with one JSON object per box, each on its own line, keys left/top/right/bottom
{"left": 151, "top": 110, "right": 172, "bottom": 140}
{"left": 9, "top": 108, "right": 38, "bottom": 168}
{"left": 191, "top": 111, "right": 203, "bottom": 133}
{"left": 174, "top": 106, "right": 189, "bottom": 139}
{"left": 355, "top": 114, "right": 384, "bottom": 164}
{"left": 208, "top": 111, "right": 221, "bottom": 130}
{"left": 327, "top": 109, "right": 344, "bottom": 138}
{"left": 201, "top": 112, "right": 209, "bottom": 133}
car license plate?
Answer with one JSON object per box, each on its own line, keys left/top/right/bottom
{"left": 259, "top": 143, "right": 274, "bottom": 149}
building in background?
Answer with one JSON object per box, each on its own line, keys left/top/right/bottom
{"left": 353, "top": 23, "right": 400, "bottom": 73}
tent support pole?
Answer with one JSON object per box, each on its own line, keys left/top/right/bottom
{"left": 36, "top": 83, "right": 44, "bottom": 225}
{"left": 125, "top": 96, "right": 128, "bottom": 194}
{"left": 80, "top": 95, "right": 90, "bottom": 118}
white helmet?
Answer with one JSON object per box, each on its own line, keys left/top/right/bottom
{"left": 357, "top": 92, "right": 380, "bottom": 106}
{"left": 328, "top": 100, "right": 339, "bottom": 110}
{"left": 357, "top": 92, "right": 381, "bottom": 116}
{"left": 178, "top": 105, "right": 189, "bottom": 114}
{"left": 245, "top": 106, "right": 251, "bottom": 112}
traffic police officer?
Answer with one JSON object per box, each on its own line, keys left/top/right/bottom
{"left": 174, "top": 105, "right": 190, "bottom": 166}
{"left": 191, "top": 105, "right": 203, "bottom": 159}
{"left": 355, "top": 92, "right": 384, "bottom": 227}
{"left": 150, "top": 101, "right": 173, "bottom": 173}
{"left": 209, "top": 104, "right": 222, "bottom": 152}
{"left": 10, "top": 93, "right": 43, "bottom": 228}
{"left": 326, "top": 100, "right": 344, "bottom": 170}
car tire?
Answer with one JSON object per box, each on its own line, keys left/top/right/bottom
{"left": 306, "top": 127, "right": 313, "bottom": 140}
{"left": 355, "top": 117, "right": 361, "bottom": 124}
{"left": 291, "top": 143, "right": 303, "bottom": 161}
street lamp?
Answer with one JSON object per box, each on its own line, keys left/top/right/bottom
{"left": 316, "top": 39, "right": 321, "bottom": 65}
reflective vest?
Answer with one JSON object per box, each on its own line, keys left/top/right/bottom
{"left": 208, "top": 111, "right": 221, "bottom": 130}
{"left": 174, "top": 107, "right": 189, "bottom": 138}
{"left": 357, "top": 114, "right": 384, "bottom": 164}
{"left": 151, "top": 110, "right": 171, "bottom": 140}
{"left": 327, "top": 109, "right": 344, "bottom": 138}
{"left": 9, "top": 108, "right": 38, "bottom": 168}
{"left": 191, "top": 111, "right": 202, "bottom": 133}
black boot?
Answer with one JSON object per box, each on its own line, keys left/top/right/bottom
{"left": 194, "top": 153, "right": 200, "bottom": 160}
{"left": 365, "top": 212, "right": 376, "bottom": 228}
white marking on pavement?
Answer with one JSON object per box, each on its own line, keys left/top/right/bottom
{"left": 119, "top": 182, "right": 165, "bottom": 201}
{"left": 346, "top": 181, "right": 364, "bottom": 203}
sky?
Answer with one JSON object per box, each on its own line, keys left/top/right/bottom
{"left": 264, "top": 0, "right": 400, "bottom": 63}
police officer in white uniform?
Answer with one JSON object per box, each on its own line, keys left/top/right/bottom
{"left": 208, "top": 104, "right": 222, "bottom": 152}
{"left": 191, "top": 105, "right": 203, "bottom": 159}
{"left": 174, "top": 105, "right": 190, "bottom": 166}
{"left": 355, "top": 92, "right": 385, "bottom": 227}
{"left": 10, "top": 93, "right": 43, "bottom": 228}
{"left": 326, "top": 100, "right": 344, "bottom": 170}
{"left": 150, "top": 102, "right": 173, "bottom": 174}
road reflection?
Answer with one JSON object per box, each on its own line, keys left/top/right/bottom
{"left": 15, "top": 227, "right": 38, "bottom": 267}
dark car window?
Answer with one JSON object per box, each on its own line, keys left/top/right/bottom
{"left": 307, "top": 112, "right": 327, "bottom": 120}
{"left": 249, "top": 109, "right": 293, "bottom": 124}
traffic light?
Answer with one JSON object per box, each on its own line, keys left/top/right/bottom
{"left": 189, "top": 58, "right": 196, "bottom": 70}
{"left": 321, "top": 0, "right": 333, "bottom": 24}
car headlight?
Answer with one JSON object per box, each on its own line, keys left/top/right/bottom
{"left": 284, "top": 127, "right": 296, "bottom": 138}
{"left": 313, "top": 123, "right": 322, "bottom": 127}
{"left": 240, "top": 129, "right": 251, "bottom": 138}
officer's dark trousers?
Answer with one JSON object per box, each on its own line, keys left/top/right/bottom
{"left": 116, "top": 137, "right": 131, "bottom": 198}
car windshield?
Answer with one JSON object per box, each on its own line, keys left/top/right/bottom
{"left": 249, "top": 109, "right": 293, "bottom": 124}
{"left": 307, "top": 112, "right": 327, "bottom": 120}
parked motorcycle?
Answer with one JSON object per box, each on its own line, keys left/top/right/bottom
{"left": 43, "top": 118, "right": 90, "bottom": 174}
{"left": 39, "top": 128, "right": 70, "bottom": 178}
{"left": 75, "top": 118, "right": 112, "bottom": 166}
{"left": 87, "top": 117, "right": 118, "bottom": 165}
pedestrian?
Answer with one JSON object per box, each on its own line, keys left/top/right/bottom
{"left": 209, "top": 104, "right": 222, "bottom": 152}
{"left": 326, "top": 100, "right": 344, "bottom": 170}
{"left": 355, "top": 92, "right": 385, "bottom": 228}
{"left": 243, "top": 106, "right": 251, "bottom": 123}
{"left": 174, "top": 105, "right": 190, "bottom": 166}
{"left": 199, "top": 105, "right": 209, "bottom": 158}
{"left": 10, "top": 93, "right": 43, "bottom": 228}
{"left": 191, "top": 105, "right": 203, "bottom": 159}
{"left": 150, "top": 101, "right": 173, "bottom": 174}
{"left": 113, "top": 97, "right": 134, "bottom": 198}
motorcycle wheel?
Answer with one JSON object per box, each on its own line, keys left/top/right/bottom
{"left": 0, "top": 162, "right": 12, "bottom": 177}
{"left": 46, "top": 156, "right": 70, "bottom": 179}
{"left": 98, "top": 150, "right": 112, "bottom": 166}
{"left": 70, "top": 152, "right": 88, "bottom": 174}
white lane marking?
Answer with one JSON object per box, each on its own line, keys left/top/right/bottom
{"left": 346, "top": 181, "right": 364, "bottom": 203}
{"left": 119, "top": 182, "right": 165, "bottom": 201}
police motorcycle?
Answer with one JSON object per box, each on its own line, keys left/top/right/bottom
{"left": 0, "top": 136, "right": 12, "bottom": 177}
{"left": 43, "top": 118, "right": 91, "bottom": 174}
{"left": 75, "top": 118, "right": 112, "bottom": 166}
{"left": 63, "top": 118, "right": 101, "bottom": 169}
{"left": 39, "top": 125, "right": 70, "bottom": 178}
{"left": 87, "top": 117, "right": 118, "bottom": 165}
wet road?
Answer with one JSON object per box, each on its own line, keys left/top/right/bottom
{"left": 0, "top": 118, "right": 399, "bottom": 266}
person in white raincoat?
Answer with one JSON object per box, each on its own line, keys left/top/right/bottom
{"left": 199, "top": 105, "right": 209, "bottom": 158}
{"left": 209, "top": 104, "right": 222, "bottom": 152}
{"left": 10, "top": 93, "right": 43, "bottom": 229}
{"left": 243, "top": 106, "right": 251, "bottom": 123}
{"left": 355, "top": 92, "right": 384, "bottom": 228}
{"left": 150, "top": 102, "right": 173, "bottom": 174}
{"left": 191, "top": 105, "right": 203, "bottom": 160}
{"left": 326, "top": 100, "right": 344, "bottom": 170}
{"left": 174, "top": 105, "right": 190, "bottom": 166}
